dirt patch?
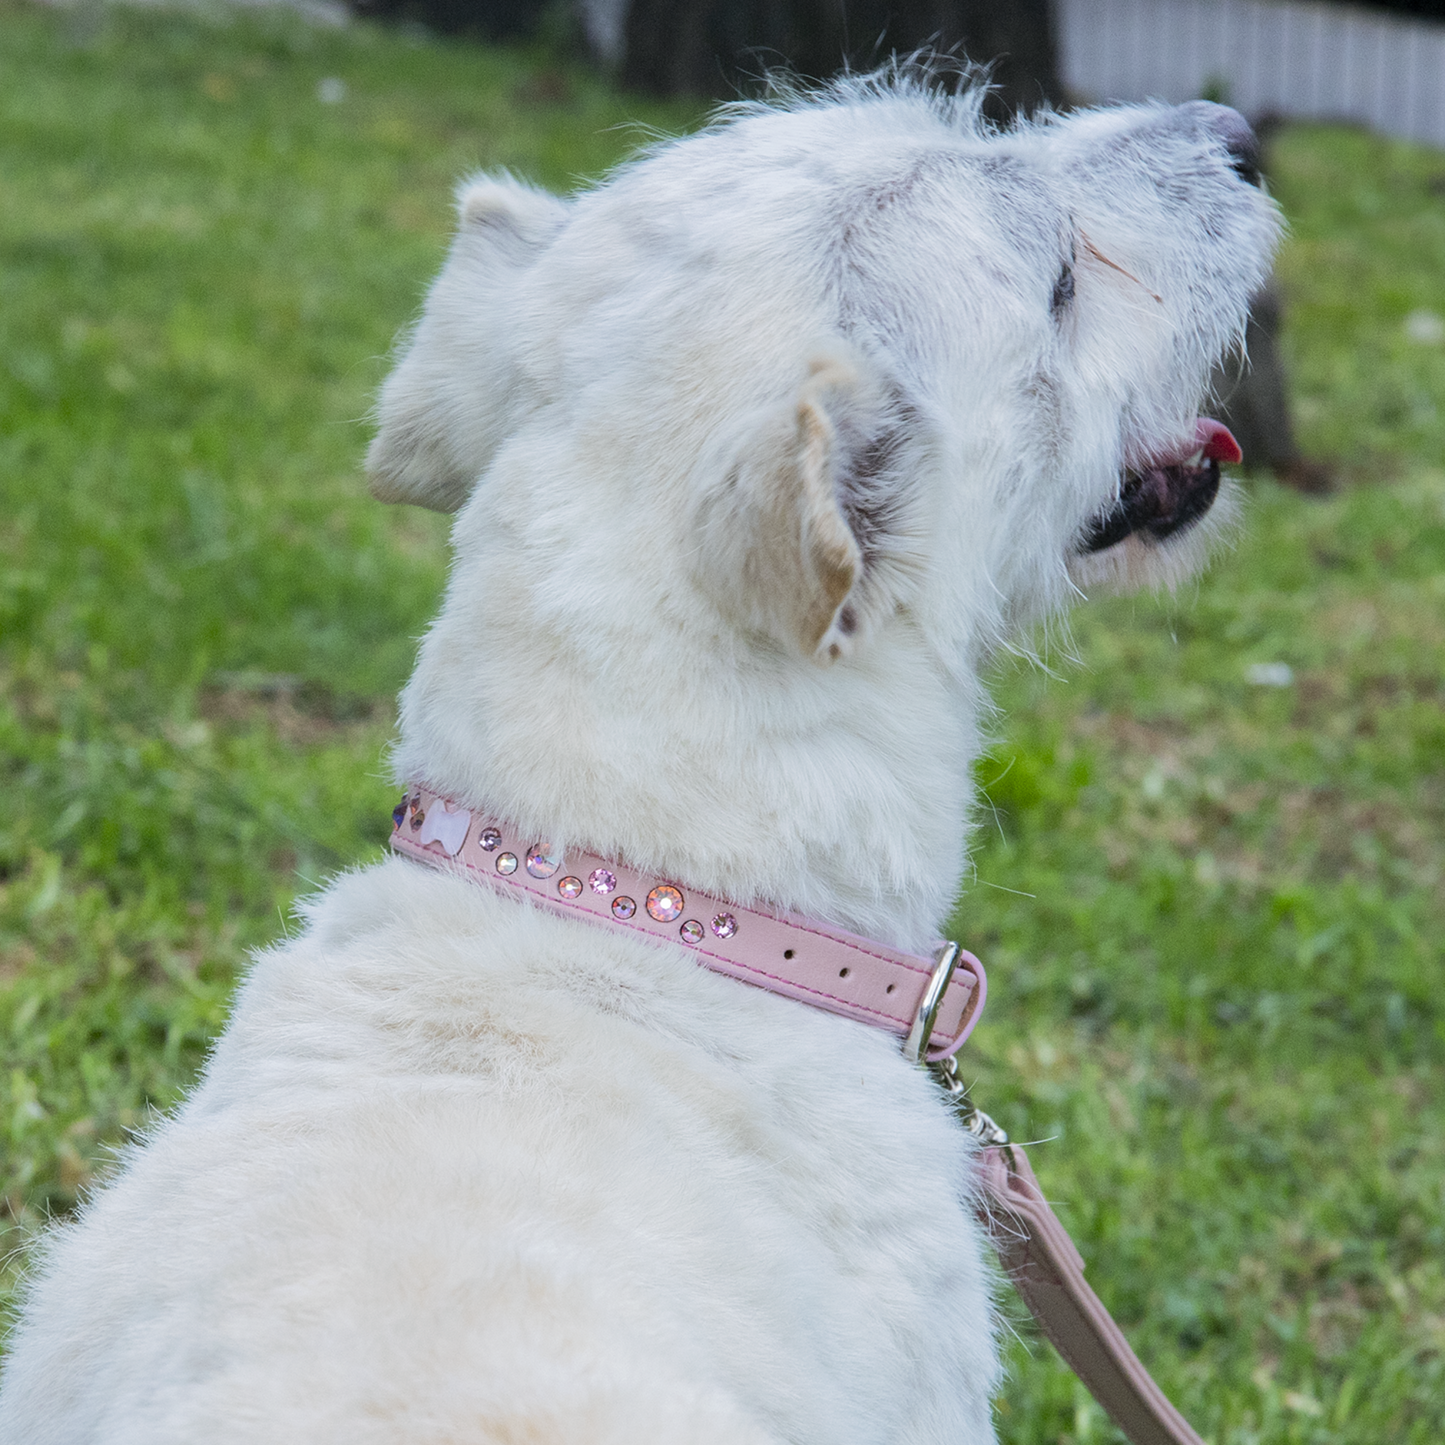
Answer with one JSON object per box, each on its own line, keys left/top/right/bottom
{"left": 200, "top": 673, "right": 392, "bottom": 747}
{"left": 1069, "top": 708, "right": 1444, "bottom": 889}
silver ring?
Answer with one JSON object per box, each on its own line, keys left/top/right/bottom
{"left": 901, "top": 941, "right": 959, "bottom": 1065}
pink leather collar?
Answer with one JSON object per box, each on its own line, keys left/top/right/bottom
{"left": 390, "top": 784, "right": 985, "bottom": 1060}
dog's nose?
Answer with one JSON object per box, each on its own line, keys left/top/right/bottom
{"left": 1178, "top": 100, "right": 1262, "bottom": 186}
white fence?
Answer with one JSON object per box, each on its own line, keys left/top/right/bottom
{"left": 1059, "top": 0, "right": 1445, "bottom": 149}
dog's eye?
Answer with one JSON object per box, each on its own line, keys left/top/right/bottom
{"left": 1051, "top": 262, "right": 1075, "bottom": 316}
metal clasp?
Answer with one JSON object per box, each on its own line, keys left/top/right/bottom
{"left": 928, "top": 1052, "right": 1010, "bottom": 1146}
{"left": 902, "top": 942, "right": 1008, "bottom": 1145}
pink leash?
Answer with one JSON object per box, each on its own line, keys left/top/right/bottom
{"left": 391, "top": 785, "right": 1204, "bottom": 1445}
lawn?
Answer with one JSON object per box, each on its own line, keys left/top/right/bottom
{"left": 1, "top": 4, "right": 1443, "bottom": 1441}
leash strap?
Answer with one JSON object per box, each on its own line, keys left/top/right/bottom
{"left": 976, "top": 1144, "right": 1205, "bottom": 1445}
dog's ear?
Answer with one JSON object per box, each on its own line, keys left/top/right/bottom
{"left": 698, "top": 351, "right": 905, "bottom": 665}
{"left": 367, "top": 175, "right": 570, "bottom": 512}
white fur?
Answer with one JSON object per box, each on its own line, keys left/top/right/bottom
{"left": 0, "top": 77, "right": 1278, "bottom": 1444}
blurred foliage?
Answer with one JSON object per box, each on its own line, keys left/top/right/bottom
{"left": 1, "top": 4, "right": 1443, "bottom": 1441}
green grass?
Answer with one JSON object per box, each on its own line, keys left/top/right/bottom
{"left": 1, "top": 6, "right": 1442, "bottom": 1440}
{"left": 0, "top": 0, "right": 696, "bottom": 1218}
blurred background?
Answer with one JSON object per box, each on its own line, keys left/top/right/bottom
{"left": 2, "top": 0, "right": 1443, "bottom": 1440}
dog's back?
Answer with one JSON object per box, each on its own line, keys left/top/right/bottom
{"left": 0, "top": 864, "right": 994, "bottom": 1444}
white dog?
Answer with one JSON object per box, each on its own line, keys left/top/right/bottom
{"left": 0, "top": 76, "right": 1277, "bottom": 1444}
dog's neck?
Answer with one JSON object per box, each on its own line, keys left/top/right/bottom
{"left": 391, "top": 507, "right": 985, "bottom": 954}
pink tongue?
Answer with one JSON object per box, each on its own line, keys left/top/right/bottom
{"left": 1196, "top": 417, "right": 1242, "bottom": 465}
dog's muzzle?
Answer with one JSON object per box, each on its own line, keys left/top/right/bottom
{"left": 1081, "top": 417, "right": 1241, "bottom": 553}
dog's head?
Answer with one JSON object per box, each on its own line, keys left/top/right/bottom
{"left": 368, "top": 79, "right": 1279, "bottom": 935}
{"left": 370, "top": 83, "right": 1277, "bottom": 673}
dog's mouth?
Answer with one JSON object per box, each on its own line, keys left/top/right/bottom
{"left": 1080, "top": 418, "right": 1242, "bottom": 554}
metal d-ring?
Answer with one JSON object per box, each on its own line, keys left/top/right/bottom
{"left": 902, "top": 942, "right": 1010, "bottom": 1146}
{"left": 902, "top": 941, "right": 960, "bottom": 1065}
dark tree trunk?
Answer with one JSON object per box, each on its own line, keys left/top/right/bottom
{"left": 620, "top": 0, "right": 1060, "bottom": 118}
{"left": 1211, "top": 279, "right": 1333, "bottom": 491}
{"left": 1211, "top": 282, "right": 1297, "bottom": 472}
